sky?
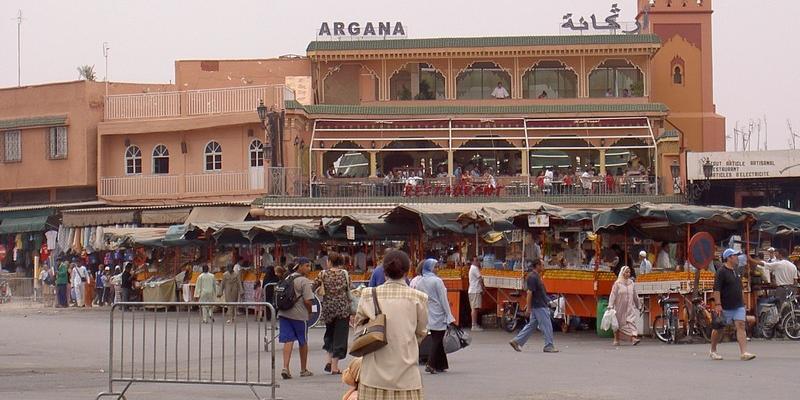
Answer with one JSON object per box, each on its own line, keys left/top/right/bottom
{"left": 0, "top": 0, "right": 798, "bottom": 150}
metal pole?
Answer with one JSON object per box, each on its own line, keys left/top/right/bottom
{"left": 15, "top": 10, "right": 23, "bottom": 87}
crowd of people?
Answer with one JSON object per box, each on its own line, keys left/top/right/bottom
{"left": 37, "top": 258, "right": 136, "bottom": 308}
{"left": 314, "top": 157, "right": 656, "bottom": 197}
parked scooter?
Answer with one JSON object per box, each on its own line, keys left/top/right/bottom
{"left": 756, "top": 290, "right": 800, "bottom": 340}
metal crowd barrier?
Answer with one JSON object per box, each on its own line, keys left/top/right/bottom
{"left": 0, "top": 276, "right": 38, "bottom": 304}
{"left": 96, "top": 301, "right": 279, "bottom": 400}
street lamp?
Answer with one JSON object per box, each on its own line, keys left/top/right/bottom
{"left": 670, "top": 160, "right": 681, "bottom": 194}
{"left": 684, "top": 157, "right": 714, "bottom": 204}
{"left": 257, "top": 100, "right": 268, "bottom": 126}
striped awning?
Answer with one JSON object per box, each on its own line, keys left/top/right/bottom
{"left": 261, "top": 203, "right": 395, "bottom": 218}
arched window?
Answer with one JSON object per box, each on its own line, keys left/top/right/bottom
{"left": 389, "top": 63, "right": 445, "bottom": 100}
{"left": 249, "top": 139, "right": 264, "bottom": 167}
{"left": 588, "top": 59, "right": 644, "bottom": 98}
{"left": 522, "top": 61, "right": 578, "bottom": 99}
{"left": 456, "top": 62, "right": 511, "bottom": 99}
{"left": 673, "top": 66, "right": 683, "bottom": 84}
{"left": 125, "top": 145, "right": 142, "bottom": 175}
{"left": 204, "top": 141, "right": 222, "bottom": 171}
{"left": 152, "top": 144, "right": 169, "bottom": 174}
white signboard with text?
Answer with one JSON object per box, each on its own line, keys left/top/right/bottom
{"left": 687, "top": 150, "right": 800, "bottom": 181}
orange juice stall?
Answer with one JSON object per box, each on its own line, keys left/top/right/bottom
{"left": 482, "top": 268, "right": 615, "bottom": 331}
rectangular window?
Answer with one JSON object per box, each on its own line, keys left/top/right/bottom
{"left": 205, "top": 155, "right": 222, "bottom": 171}
{"left": 153, "top": 157, "right": 169, "bottom": 174}
{"left": 48, "top": 126, "right": 68, "bottom": 159}
{"left": 3, "top": 130, "right": 21, "bottom": 162}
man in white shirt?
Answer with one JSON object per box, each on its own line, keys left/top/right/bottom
{"left": 468, "top": 256, "right": 485, "bottom": 331}
{"left": 638, "top": 251, "right": 652, "bottom": 275}
{"left": 543, "top": 167, "right": 554, "bottom": 193}
{"left": 750, "top": 249, "right": 798, "bottom": 289}
{"left": 766, "top": 247, "right": 777, "bottom": 263}
{"left": 580, "top": 169, "right": 593, "bottom": 193}
{"left": 491, "top": 82, "right": 510, "bottom": 99}
{"left": 656, "top": 244, "right": 672, "bottom": 270}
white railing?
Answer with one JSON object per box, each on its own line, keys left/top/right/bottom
{"left": 104, "top": 92, "right": 181, "bottom": 120}
{"left": 104, "top": 85, "right": 294, "bottom": 120}
{"left": 185, "top": 171, "right": 253, "bottom": 194}
{"left": 187, "top": 85, "right": 290, "bottom": 116}
{"left": 99, "top": 175, "right": 180, "bottom": 197}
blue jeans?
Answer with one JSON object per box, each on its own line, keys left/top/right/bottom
{"left": 513, "top": 307, "right": 554, "bottom": 348}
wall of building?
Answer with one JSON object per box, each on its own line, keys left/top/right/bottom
{"left": 0, "top": 81, "right": 175, "bottom": 200}
{"left": 175, "top": 58, "right": 311, "bottom": 91}
{"left": 100, "top": 124, "right": 261, "bottom": 178}
{"left": 643, "top": 0, "right": 726, "bottom": 153}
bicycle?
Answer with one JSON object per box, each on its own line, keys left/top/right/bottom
{"left": 652, "top": 287, "right": 680, "bottom": 344}
{"left": 681, "top": 292, "right": 713, "bottom": 342}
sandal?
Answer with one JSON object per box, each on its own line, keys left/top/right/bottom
{"left": 612, "top": 341, "right": 620, "bottom": 346}
{"left": 281, "top": 369, "right": 292, "bottom": 379}
{"left": 300, "top": 369, "right": 314, "bottom": 377}
{"left": 632, "top": 337, "right": 641, "bottom": 346}
{"left": 324, "top": 363, "right": 331, "bottom": 373}
{"left": 331, "top": 370, "right": 342, "bottom": 375}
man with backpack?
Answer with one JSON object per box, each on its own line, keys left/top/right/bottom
{"left": 276, "top": 258, "right": 315, "bottom": 379}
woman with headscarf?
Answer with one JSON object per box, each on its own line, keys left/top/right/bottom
{"left": 608, "top": 266, "right": 642, "bottom": 346}
{"left": 414, "top": 258, "right": 455, "bottom": 374}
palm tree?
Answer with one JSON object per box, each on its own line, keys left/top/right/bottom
{"left": 77, "top": 65, "right": 97, "bottom": 81}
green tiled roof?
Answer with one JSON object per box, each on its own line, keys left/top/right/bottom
{"left": 0, "top": 115, "right": 68, "bottom": 130}
{"left": 307, "top": 34, "right": 660, "bottom": 52}
{"left": 284, "top": 101, "right": 668, "bottom": 116}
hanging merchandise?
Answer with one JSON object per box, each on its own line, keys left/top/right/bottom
{"left": 45, "top": 230, "right": 58, "bottom": 250}
{"left": 94, "top": 226, "right": 105, "bottom": 251}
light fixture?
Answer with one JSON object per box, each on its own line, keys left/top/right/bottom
{"left": 702, "top": 158, "right": 714, "bottom": 180}
{"left": 124, "top": 138, "right": 131, "bottom": 147}
{"left": 319, "top": 141, "right": 325, "bottom": 149}
{"left": 371, "top": 140, "right": 377, "bottom": 149}
{"left": 670, "top": 160, "right": 680, "bottom": 180}
{"left": 300, "top": 139, "right": 305, "bottom": 149}
{"left": 294, "top": 136, "right": 300, "bottom": 147}
{"left": 180, "top": 141, "right": 188, "bottom": 154}
{"left": 256, "top": 100, "right": 268, "bottom": 125}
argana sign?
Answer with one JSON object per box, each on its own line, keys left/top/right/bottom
{"left": 687, "top": 150, "right": 800, "bottom": 181}
{"left": 318, "top": 22, "right": 406, "bottom": 38}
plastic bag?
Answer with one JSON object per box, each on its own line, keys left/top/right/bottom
{"left": 601, "top": 308, "right": 617, "bottom": 331}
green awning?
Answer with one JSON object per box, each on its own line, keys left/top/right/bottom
{"left": 0, "top": 215, "right": 51, "bottom": 234}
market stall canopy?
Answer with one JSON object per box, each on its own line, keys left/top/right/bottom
{"left": 322, "top": 214, "right": 415, "bottom": 239}
{"left": 198, "top": 220, "right": 321, "bottom": 243}
{"left": 592, "top": 203, "right": 748, "bottom": 242}
{"left": 61, "top": 210, "right": 136, "bottom": 227}
{"left": 386, "top": 203, "right": 538, "bottom": 234}
{"left": 456, "top": 202, "right": 597, "bottom": 230}
{"left": 104, "top": 227, "right": 169, "bottom": 248}
{"left": 744, "top": 206, "right": 800, "bottom": 235}
{"left": 141, "top": 208, "right": 191, "bottom": 225}
{"left": 0, "top": 208, "right": 55, "bottom": 235}
{"left": 185, "top": 206, "right": 250, "bottom": 224}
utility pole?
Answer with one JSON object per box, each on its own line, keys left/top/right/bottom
{"left": 13, "top": 10, "right": 24, "bottom": 87}
{"left": 103, "top": 42, "right": 110, "bottom": 95}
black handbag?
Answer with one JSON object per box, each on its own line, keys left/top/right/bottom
{"left": 711, "top": 310, "right": 727, "bottom": 330}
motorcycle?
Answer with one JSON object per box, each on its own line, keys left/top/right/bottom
{"left": 500, "top": 292, "right": 564, "bottom": 333}
{"left": 757, "top": 290, "right": 800, "bottom": 340}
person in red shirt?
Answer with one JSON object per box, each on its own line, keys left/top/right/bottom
{"left": 562, "top": 171, "right": 574, "bottom": 194}
{"left": 605, "top": 169, "right": 615, "bottom": 194}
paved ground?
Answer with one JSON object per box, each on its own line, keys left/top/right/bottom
{"left": 1, "top": 304, "right": 798, "bottom": 400}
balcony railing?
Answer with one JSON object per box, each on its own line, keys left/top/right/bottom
{"left": 309, "top": 176, "right": 664, "bottom": 201}
{"left": 99, "top": 174, "right": 181, "bottom": 198}
{"left": 100, "top": 172, "right": 261, "bottom": 198}
{"left": 104, "top": 91, "right": 181, "bottom": 120}
{"left": 104, "top": 84, "right": 294, "bottom": 120}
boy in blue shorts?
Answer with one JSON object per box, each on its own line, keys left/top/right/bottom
{"left": 278, "top": 258, "right": 315, "bottom": 379}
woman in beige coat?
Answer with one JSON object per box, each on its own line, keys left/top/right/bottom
{"left": 355, "top": 250, "right": 428, "bottom": 400}
{"left": 608, "top": 266, "right": 642, "bottom": 346}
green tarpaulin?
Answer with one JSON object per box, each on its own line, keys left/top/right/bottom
{"left": 322, "top": 214, "right": 415, "bottom": 239}
{"left": 744, "top": 206, "right": 800, "bottom": 235}
{"left": 0, "top": 215, "right": 52, "bottom": 234}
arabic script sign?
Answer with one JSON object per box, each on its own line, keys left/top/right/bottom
{"left": 687, "top": 150, "right": 800, "bottom": 181}
{"left": 561, "top": 3, "right": 642, "bottom": 34}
